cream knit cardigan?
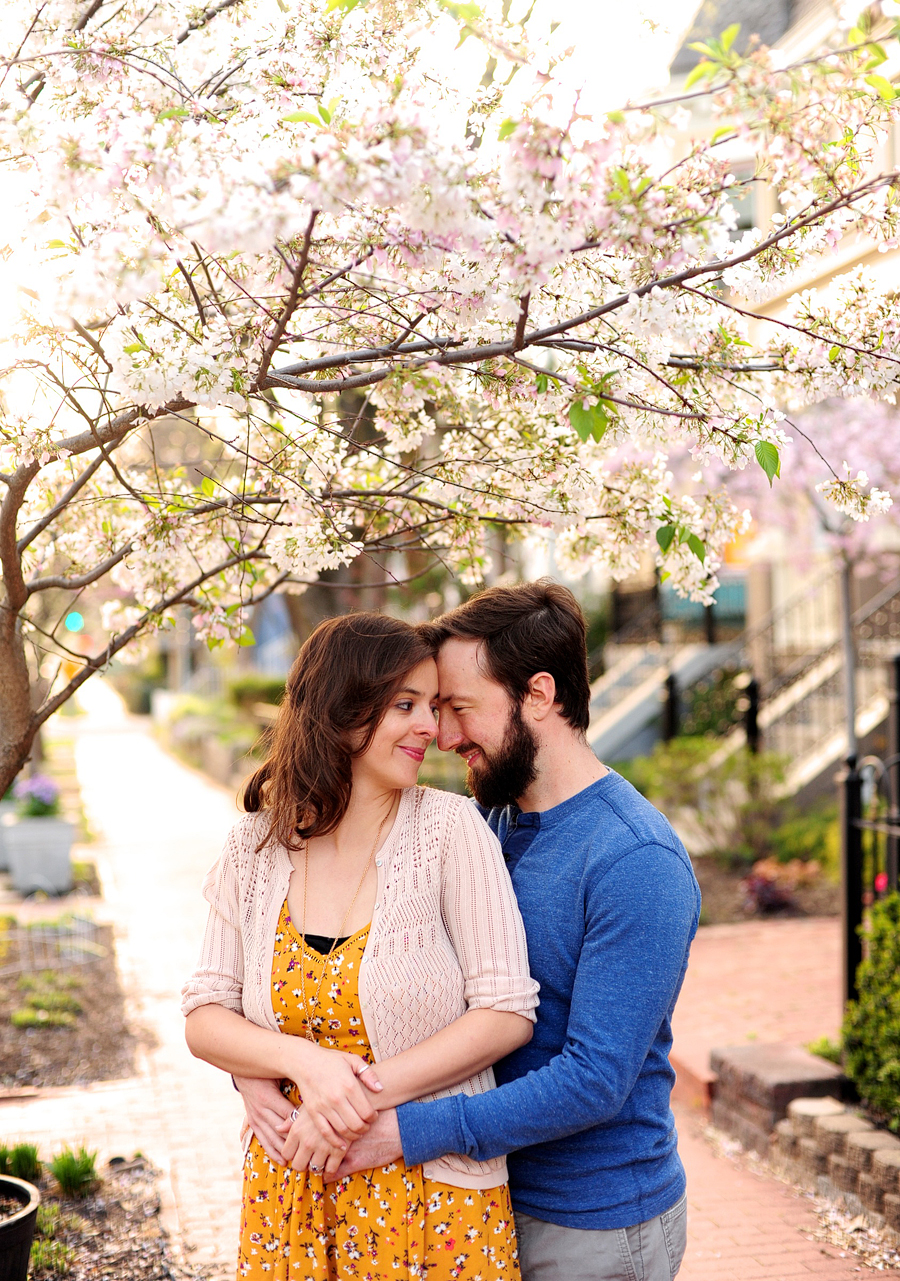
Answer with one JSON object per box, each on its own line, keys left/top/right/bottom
{"left": 181, "top": 784, "right": 539, "bottom": 1189}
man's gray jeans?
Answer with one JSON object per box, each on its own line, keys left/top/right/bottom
{"left": 515, "top": 1193, "right": 687, "bottom": 1281}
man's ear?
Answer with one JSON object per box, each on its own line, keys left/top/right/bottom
{"left": 524, "top": 672, "right": 556, "bottom": 721}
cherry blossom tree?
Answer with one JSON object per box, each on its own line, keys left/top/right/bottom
{"left": 1, "top": 0, "right": 900, "bottom": 790}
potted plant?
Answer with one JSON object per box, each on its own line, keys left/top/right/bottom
{"left": 0, "top": 787, "right": 15, "bottom": 874}
{"left": 5, "top": 777, "right": 73, "bottom": 896}
{"left": 0, "top": 1174, "right": 40, "bottom": 1281}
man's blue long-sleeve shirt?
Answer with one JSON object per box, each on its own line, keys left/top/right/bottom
{"left": 396, "top": 771, "right": 701, "bottom": 1230}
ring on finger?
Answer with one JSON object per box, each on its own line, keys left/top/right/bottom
{"left": 309, "top": 1163, "right": 323, "bottom": 1173}
{"left": 290, "top": 1108, "right": 299, "bottom": 1122}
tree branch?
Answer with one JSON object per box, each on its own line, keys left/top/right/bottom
{"left": 16, "top": 451, "right": 107, "bottom": 553}
{"left": 513, "top": 293, "right": 530, "bottom": 350}
{"left": 33, "top": 546, "right": 267, "bottom": 726}
{"left": 256, "top": 210, "right": 319, "bottom": 385}
{"left": 175, "top": 0, "right": 245, "bottom": 45}
{"left": 26, "top": 542, "right": 133, "bottom": 593}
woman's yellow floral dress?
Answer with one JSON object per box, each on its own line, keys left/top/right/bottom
{"left": 238, "top": 901, "right": 521, "bottom": 1280}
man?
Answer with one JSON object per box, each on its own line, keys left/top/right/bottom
{"left": 238, "top": 580, "right": 700, "bottom": 1280}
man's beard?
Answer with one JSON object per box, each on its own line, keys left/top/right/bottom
{"left": 463, "top": 702, "right": 538, "bottom": 809}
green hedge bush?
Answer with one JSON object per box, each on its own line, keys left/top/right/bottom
{"left": 843, "top": 892, "right": 900, "bottom": 1132}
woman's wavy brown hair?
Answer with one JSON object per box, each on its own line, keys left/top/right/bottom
{"left": 243, "top": 612, "right": 436, "bottom": 849}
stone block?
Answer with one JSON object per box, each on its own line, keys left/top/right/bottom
{"left": 773, "top": 1118, "right": 798, "bottom": 1161}
{"left": 873, "top": 1148, "right": 900, "bottom": 1195}
{"left": 859, "top": 1172, "right": 885, "bottom": 1214}
{"left": 798, "top": 1136, "right": 827, "bottom": 1178}
{"left": 710, "top": 1045, "right": 847, "bottom": 1120}
{"left": 827, "top": 1153, "right": 859, "bottom": 1194}
{"left": 884, "top": 1193, "right": 900, "bottom": 1233}
{"left": 845, "top": 1129, "right": 900, "bottom": 1174}
{"left": 710, "top": 1100, "right": 771, "bottom": 1155}
{"left": 814, "top": 1112, "right": 874, "bottom": 1156}
{"left": 715, "top": 1090, "right": 779, "bottom": 1134}
{"left": 787, "top": 1095, "right": 847, "bottom": 1137}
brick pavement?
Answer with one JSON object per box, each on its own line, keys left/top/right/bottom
{"left": 0, "top": 684, "right": 866, "bottom": 1279}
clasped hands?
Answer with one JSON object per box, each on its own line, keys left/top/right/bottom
{"left": 238, "top": 1047, "right": 384, "bottom": 1178}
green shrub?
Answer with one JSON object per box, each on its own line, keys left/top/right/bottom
{"left": 228, "top": 674, "right": 285, "bottom": 710}
{"left": 807, "top": 1035, "right": 842, "bottom": 1065}
{"left": 24, "top": 992, "right": 82, "bottom": 1015}
{"left": 6, "top": 1142, "right": 41, "bottom": 1182}
{"left": 843, "top": 893, "right": 900, "bottom": 1131}
{"left": 29, "top": 1237, "right": 75, "bottom": 1275}
{"left": 11, "top": 1007, "right": 76, "bottom": 1028}
{"left": 49, "top": 1147, "right": 99, "bottom": 1198}
{"left": 18, "top": 971, "right": 80, "bottom": 992}
{"left": 770, "top": 805, "right": 840, "bottom": 881}
{"left": 35, "top": 1203, "right": 82, "bottom": 1237}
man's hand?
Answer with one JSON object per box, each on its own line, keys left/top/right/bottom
{"left": 233, "top": 1075, "right": 293, "bottom": 1165}
{"left": 325, "top": 1108, "right": 403, "bottom": 1183}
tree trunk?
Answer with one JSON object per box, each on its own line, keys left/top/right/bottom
{"left": 0, "top": 611, "right": 38, "bottom": 796}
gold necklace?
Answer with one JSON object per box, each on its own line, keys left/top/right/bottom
{"left": 297, "top": 811, "right": 389, "bottom": 1044}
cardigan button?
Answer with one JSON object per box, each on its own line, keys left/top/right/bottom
{"left": 375, "top": 858, "right": 383, "bottom": 867}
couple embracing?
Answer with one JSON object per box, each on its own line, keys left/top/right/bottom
{"left": 182, "top": 580, "right": 700, "bottom": 1281}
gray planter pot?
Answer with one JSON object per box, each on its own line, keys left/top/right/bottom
{"left": 5, "top": 818, "right": 74, "bottom": 895}
{"left": 0, "top": 802, "right": 15, "bottom": 874}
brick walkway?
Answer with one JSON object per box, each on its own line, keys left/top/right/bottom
{"left": 0, "top": 685, "right": 867, "bottom": 1278}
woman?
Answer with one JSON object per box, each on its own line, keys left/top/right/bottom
{"left": 182, "top": 613, "right": 539, "bottom": 1280}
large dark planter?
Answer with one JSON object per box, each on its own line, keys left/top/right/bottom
{"left": 0, "top": 1175, "right": 40, "bottom": 1281}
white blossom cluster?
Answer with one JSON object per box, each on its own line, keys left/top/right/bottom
{"left": 1, "top": 0, "right": 900, "bottom": 669}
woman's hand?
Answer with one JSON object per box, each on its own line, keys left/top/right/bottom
{"left": 277, "top": 1105, "right": 347, "bottom": 1177}
{"left": 287, "top": 1046, "right": 383, "bottom": 1147}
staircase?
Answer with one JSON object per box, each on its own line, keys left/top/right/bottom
{"left": 591, "top": 568, "right": 900, "bottom": 795}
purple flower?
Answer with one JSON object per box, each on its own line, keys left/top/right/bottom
{"left": 14, "top": 775, "right": 59, "bottom": 806}
{"left": 13, "top": 774, "right": 60, "bottom": 817}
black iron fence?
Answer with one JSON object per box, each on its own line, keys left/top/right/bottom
{"left": 840, "top": 653, "right": 900, "bottom": 1004}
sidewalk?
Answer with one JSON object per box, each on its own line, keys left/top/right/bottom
{"left": 1, "top": 683, "right": 244, "bottom": 1277}
{"left": 0, "top": 688, "right": 865, "bottom": 1278}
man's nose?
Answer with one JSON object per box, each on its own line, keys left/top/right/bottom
{"left": 436, "top": 717, "right": 464, "bottom": 753}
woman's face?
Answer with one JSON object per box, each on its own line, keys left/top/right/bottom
{"left": 353, "top": 658, "right": 439, "bottom": 792}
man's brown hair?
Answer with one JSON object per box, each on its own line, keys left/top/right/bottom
{"left": 425, "top": 579, "right": 591, "bottom": 732}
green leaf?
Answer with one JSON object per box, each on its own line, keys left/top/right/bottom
{"left": 200, "top": 476, "right": 216, "bottom": 499}
{"left": 157, "top": 107, "right": 189, "bottom": 120}
{"left": 686, "top": 533, "right": 706, "bottom": 563}
{"left": 46, "top": 239, "right": 67, "bottom": 249}
{"left": 606, "top": 110, "right": 625, "bottom": 125}
{"left": 849, "top": 25, "right": 866, "bottom": 46}
{"left": 318, "top": 100, "right": 339, "bottom": 124}
{"left": 754, "top": 439, "right": 781, "bottom": 486}
{"left": 568, "top": 400, "right": 608, "bottom": 444}
{"left": 535, "top": 373, "right": 549, "bottom": 394}
{"left": 437, "top": 0, "right": 482, "bottom": 20}
{"left": 498, "top": 118, "right": 518, "bottom": 141}
{"left": 865, "top": 43, "right": 888, "bottom": 69}
{"left": 710, "top": 125, "right": 734, "bottom": 144}
{"left": 865, "top": 74, "right": 896, "bottom": 101}
{"left": 237, "top": 627, "right": 256, "bottom": 648}
{"left": 326, "top": 0, "right": 365, "bottom": 11}
{"left": 829, "top": 344, "right": 841, "bottom": 362}
{"left": 283, "top": 111, "right": 321, "bottom": 125}
{"left": 656, "top": 524, "right": 676, "bottom": 554}
{"left": 720, "top": 22, "right": 740, "bottom": 52}
{"left": 684, "top": 60, "right": 714, "bottom": 90}
{"left": 122, "top": 342, "right": 145, "bottom": 355}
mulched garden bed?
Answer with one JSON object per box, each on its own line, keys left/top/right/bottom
{"left": 0, "top": 923, "right": 138, "bottom": 1089}
{"left": 692, "top": 855, "right": 840, "bottom": 925}
{"left": 16, "top": 1157, "right": 213, "bottom": 1280}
